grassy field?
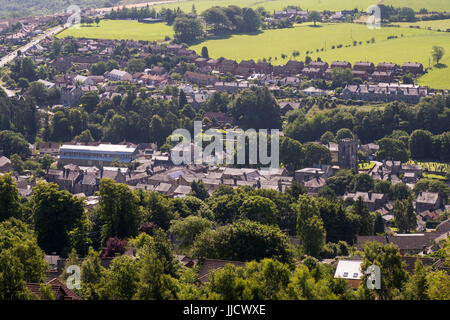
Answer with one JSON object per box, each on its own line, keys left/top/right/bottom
{"left": 190, "top": 23, "right": 450, "bottom": 89}
{"left": 397, "top": 19, "right": 450, "bottom": 31}
{"left": 57, "top": 20, "right": 174, "bottom": 41}
{"left": 149, "top": 0, "right": 450, "bottom": 12}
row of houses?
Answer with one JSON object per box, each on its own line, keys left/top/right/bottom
{"left": 342, "top": 83, "right": 429, "bottom": 104}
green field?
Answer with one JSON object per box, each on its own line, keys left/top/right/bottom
{"left": 150, "top": 0, "right": 450, "bottom": 12}
{"left": 190, "top": 23, "right": 450, "bottom": 89}
{"left": 397, "top": 19, "right": 450, "bottom": 31}
{"left": 57, "top": 20, "right": 174, "bottom": 41}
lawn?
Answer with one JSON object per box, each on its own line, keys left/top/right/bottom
{"left": 149, "top": 0, "right": 450, "bottom": 12}
{"left": 56, "top": 19, "right": 174, "bottom": 41}
{"left": 190, "top": 23, "right": 450, "bottom": 89}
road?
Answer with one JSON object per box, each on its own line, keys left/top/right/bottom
{"left": 0, "top": 25, "right": 66, "bottom": 97}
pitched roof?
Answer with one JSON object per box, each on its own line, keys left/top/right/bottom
{"left": 197, "top": 259, "right": 246, "bottom": 284}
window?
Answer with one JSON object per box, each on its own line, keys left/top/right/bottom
{"left": 343, "top": 272, "right": 348, "bottom": 277}
{"left": 353, "top": 273, "right": 358, "bottom": 278}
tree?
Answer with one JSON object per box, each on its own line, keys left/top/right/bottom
{"left": 336, "top": 128, "right": 353, "bottom": 140}
{"left": 303, "top": 142, "right": 331, "bottom": 166}
{"left": 0, "top": 173, "right": 21, "bottom": 222}
{"left": 39, "top": 154, "right": 53, "bottom": 173}
{"left": 279, "top": 136, "right": 304, "bottom": 170}
{"left": 352, "top": 174, "right": 374, "bottom": 192}
{"left": 126, "top": 58, "right": 146, "bottom": 73}
{"left": 431, "top": 46, "right": 445, "bottom": 65}
{"left": 192, "top": 220, "right": 293, "bottom": 264}
{"left": 98, "top": 179, "right": 139, "bottom": 245}
{"left": 425, "top": 270, "right": 450, "bottom": 300}
{"left": 173, "top": 16, "right": 203, "bottom": 43}
{"left": 393, "top": 199, "right": 417, "bottom": 233}
{"left": 136, "top": 190, "right": 174, "bottom": 230}
{"left": 0, "top": 131, "right": 31, "bottom": 158}
{"left": 308, "top": 11, "right": 321, "bottom": 26}
{"left": 230, "top": 85, "right": 281, "bottom": 130}
{"left": 239, "top": 195, "right": 278, "bottom": 225}
{"left": 189, "top": 180, "right": 209, "bottom": 201}
{"left": 402, "top": 259, "right": 428, "bottom": 300}
{"left": 0, "top": 250, "right": 33, "bottom": 300}
{"left": 320, "top": 131, "right": 336, "bottom": 145}
{"left": 352, "top": 197, "right": 374, "bottom": 236}
{"left": 294, "top": 195, "right": 326, "bottom": 257}
{"left": 98, "top": 255, "right": 139, "bottom": 300}
{"left": 0, "top": 218, "right": 47, "bottom": 283}
{"left": 201, "top": 46, "right": 209, "bottom": 59}
{"left": 169, "top": 216, "right": 212, "bottom": 248}
{"left": 359, "top": 241, "right": 409, "bottom": 300}
{"left": 31, "top": 182, "right": 85, "bottom": 255}
{"left": 26, "top": 81, "right": 48, "bottom": 106}
{"left": 376, "top": 137, "right": 409, "bottom": 162}
{"left": 410, "top": 130, "right": 433, "bottom": 160}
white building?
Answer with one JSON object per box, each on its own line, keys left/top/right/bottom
{"left": 108, "top": 69, "right": 132, "bottom": 82}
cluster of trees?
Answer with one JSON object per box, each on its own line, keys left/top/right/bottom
{"left": 285, "top": 95, "right": 450, "bottom": 161}
{"left": 379, "top": 5, "right": 417, "bottom": 22}
{"left": 202, "top": 6, "right": 262, "bottom": 34}
{"left": 105, "top": 5, "right": 158, "bottom": 20}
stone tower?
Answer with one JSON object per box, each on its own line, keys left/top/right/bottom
{"left": 338, "top": 136, "right": 359, "bottom": 173}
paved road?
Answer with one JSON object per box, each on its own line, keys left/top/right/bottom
{"left": 0, "top": 25, "right": 65, "bottom": 97}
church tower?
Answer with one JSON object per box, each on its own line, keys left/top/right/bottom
{"left": 338, "top": 135, "right": 359, "bottom": 173}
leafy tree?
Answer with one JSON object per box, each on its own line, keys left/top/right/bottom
{"left": 359, "top": 241, "right": 409, "bottom": 300}
{"left": 409, "top": 130, "right": 433, "bottom": 160}
{"left": 201, "top": 46, "right": 209, "bottom": 59}
{"left": 279, "top": 136, "right": 304, "bottom": 170}
{"left": 352, "top": 197, "right": 374, "bottom": 236}
{"left": 320, "top": 131, "right": 336, "bottom": 145}
{"left": 98, "top": 179, "right": 139, "bottom": 244}
{"left": 136, "top": 190, "right": 173, "bottom": 230}
{"left": 169, "top": 216, "right": 212, "bottom": 248}
{"left": 230, "top": 86, "right": 281, "bottom": 130}
{"left": 31, "top": 182, "right": 85, "bottom": 255}
{"left": 173, "top": 16, "right": 203, "bottom": 43}
{"left": 0, "top": 130, "right": 31, "bottom": 157}
{"left": 192, "top": 220, "right": 293, "bottom": 264}
{"left": 0, "top": 218, "right": 47, "bottom": 283}
{"left": 376, "top": 137, "right": 409, "bottom": 162}
{"left": 425, "top": 270, "right": 450, "bottom": 300}
{"left": 431, "top": 46, "right": 445, "bottom": 65}
{"left": 402, "top": 260, "right": 428, "bottom": 300}
{"left": 352, "top": 174, "right": 374, "bottom": 192}
{"left": 294, "top": 195, "right": 325, "bottom": 257}
{"left": 239, "top": 195, "right": 278, "bottom": 225}
{"left": 98, "top": 255, "right": 139, "bottom": 300}
{"left": 103, "top": 237, "right": 128, "bottom": 258}
{"left": 393, "top": 199, "right": 416, "bottom": 233}
{"left": 0, "top": 173, "right": 21, "bottom": 222}
{"left": 189, "top": 180, "right": 209, "bottom": 200}
{"left": 0, "top": 250, "right": 33, "bottom": 300}
{"left": 308, "top": 11, "right": 321, "bottom": 26}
